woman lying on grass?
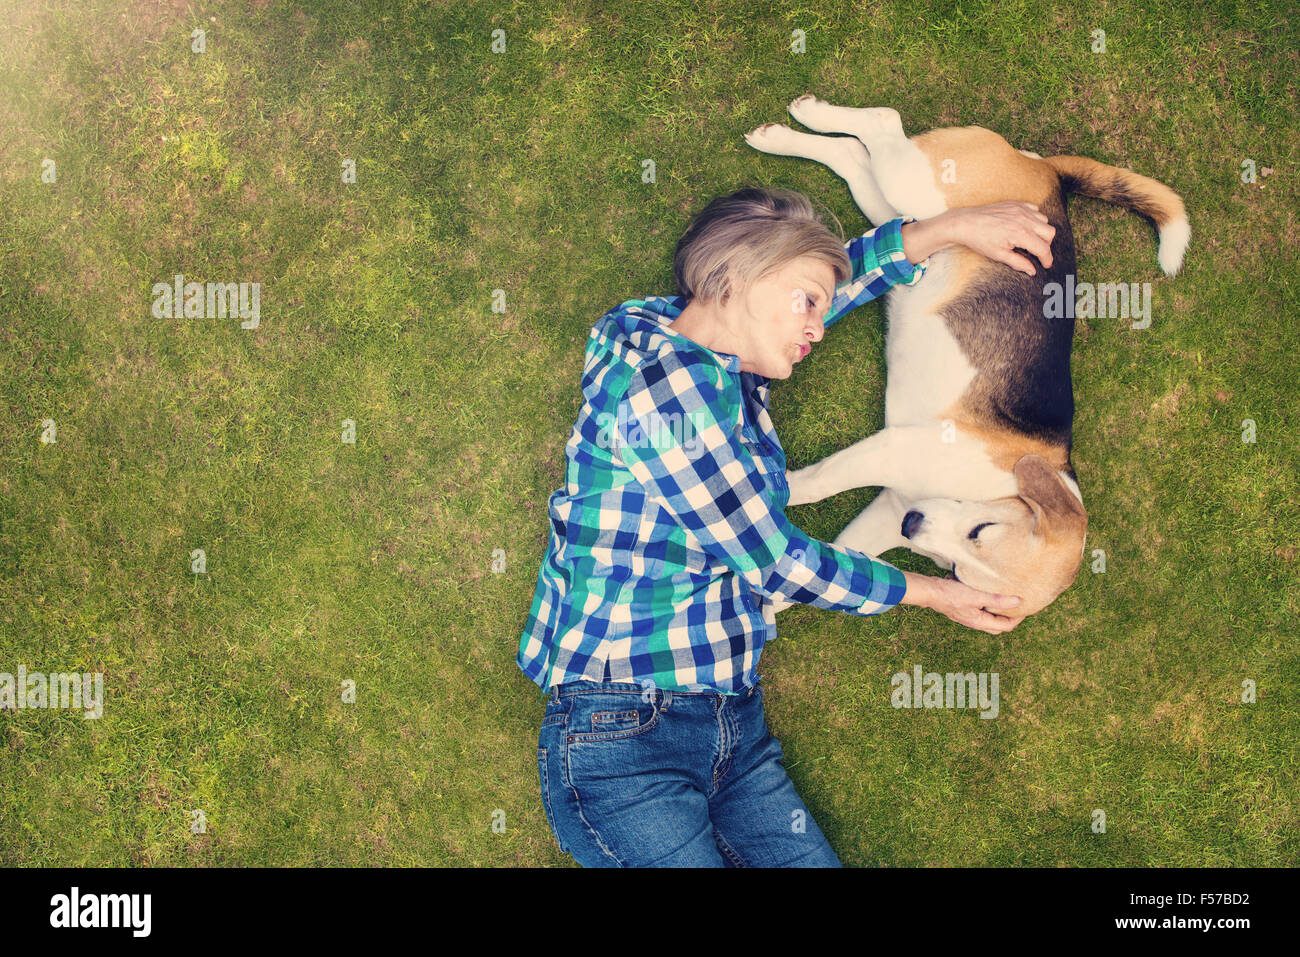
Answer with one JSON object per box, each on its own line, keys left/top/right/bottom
{"left": 519, "top": 186, "right": 1055, "bottom": 867}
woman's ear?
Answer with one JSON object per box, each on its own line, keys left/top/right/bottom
{"left": 719, "top": 270, "right": 745, "bottom": 310}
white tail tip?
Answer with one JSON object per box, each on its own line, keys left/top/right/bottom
{"left": 1158, "top": 217, "right": 1191, "bottom": 276}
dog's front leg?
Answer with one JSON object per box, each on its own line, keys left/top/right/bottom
{"left": 786, "top": 427, "right": 918, "bottom": 505}
{"left": 786, "top": 425, "right": 1016, "bottom": 505}
{"left": 833, "top": 488, "right": 911, "bottom": 557}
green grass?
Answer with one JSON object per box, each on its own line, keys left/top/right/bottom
{"left": 0, "top": 0, "right": 1296, "bottom": 866}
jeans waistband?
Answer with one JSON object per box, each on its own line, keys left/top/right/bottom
{"left": 546, "top": 675, "right": 758, "bottom": 705}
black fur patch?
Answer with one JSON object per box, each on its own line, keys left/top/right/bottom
{"left": 939, "top": 185, "right": 1078, "bottom": 449}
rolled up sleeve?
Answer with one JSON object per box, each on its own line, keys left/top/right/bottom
{"left": 822, "top": 216, "right": 928, "bottom": 330}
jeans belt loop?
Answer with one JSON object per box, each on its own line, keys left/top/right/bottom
{"left": 661, "top": 688, "right": 672, "bottom": 711}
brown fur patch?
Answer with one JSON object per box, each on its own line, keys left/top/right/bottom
{"left": 937, "top": 415, "right": 1071, "bottom": 474}
{"left": 912, "top": 126, "right": 1061, "bottom": 209}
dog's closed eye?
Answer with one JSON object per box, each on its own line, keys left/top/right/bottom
{"left": 968, "top": 522, "right": 995, "bottom": 540}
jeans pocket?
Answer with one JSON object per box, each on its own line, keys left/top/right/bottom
{"left": 566, "top": 692, "right": 661, "bottom": 744}
{"left": 591, "top": 708, "right": 640, "bottom": 732}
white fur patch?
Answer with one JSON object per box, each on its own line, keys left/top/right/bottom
{"left": 1158, "top": 215, "right": 1191, "bottom": 276}
{"left": 881, "top": 251, "right": 975, "bottom": 429}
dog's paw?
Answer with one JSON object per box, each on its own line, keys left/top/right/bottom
{"left": 788, "top": 93, "right": 836, "bottom": 130}
{"left": 744, "top": 122, "right": 805, "bottom": 156}
{"left": 789, "top": 93, "right": 826, "bottom": 113}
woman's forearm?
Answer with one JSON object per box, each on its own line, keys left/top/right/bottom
{"left": 899, "top": 215, "right": 956, "bottom": 265}
{"left": 899, "top": 570, "right": 937, "bottom": 608}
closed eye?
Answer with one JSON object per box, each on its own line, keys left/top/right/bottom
{"left": 968, "top": 522, "right": 994, "bottom": 540}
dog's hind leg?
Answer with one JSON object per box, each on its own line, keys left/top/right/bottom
{"left": 786, "top": 95, "right": 947, "bottom": 220}
{"left": 744, "top": 123, "right": 899, "bottom": 227}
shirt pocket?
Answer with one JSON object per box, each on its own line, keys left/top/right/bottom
{"left": 737, "top": 428, "right": 788, "bottom": 501}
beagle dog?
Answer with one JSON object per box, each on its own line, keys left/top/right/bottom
{"left": 746, "top": 96, "right": 1189, "bottom": 616}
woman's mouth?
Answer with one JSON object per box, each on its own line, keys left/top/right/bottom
{"left": 795, "top": 342, "right": 811, "bottom": 360}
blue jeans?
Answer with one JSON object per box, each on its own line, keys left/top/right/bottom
{"left": 537, "top": 673, "right": 842, "bottom": 867}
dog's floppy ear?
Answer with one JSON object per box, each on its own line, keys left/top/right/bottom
{"left": 1013, "top": 454, "right": 1087, "bottom": 539}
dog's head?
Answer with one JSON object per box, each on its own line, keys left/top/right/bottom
{"left": 900, "top": 455, "right": 1087, "bottom": 616}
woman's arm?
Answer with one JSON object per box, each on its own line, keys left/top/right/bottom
{"left": 614, "top": 349, "right": 906, "bottom": 617}
{"left": 901, "top": 201, "right": 1056, "bottom": 275}
{"left": 821, "top": 216, "right": 926, "bottom": 330}
{"left": 821, "top": 202, "right": 1057, "bottom": 330}
{"left": 898, "top": 571, "right": 1025, "bottom": 636}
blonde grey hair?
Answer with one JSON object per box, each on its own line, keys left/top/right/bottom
{"left": 673, "top": 186, "right": 851, "bottom": 307}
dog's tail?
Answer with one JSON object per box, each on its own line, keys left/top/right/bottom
{"left": 1044, "top": 155, "right": 1189, "bottom": 276}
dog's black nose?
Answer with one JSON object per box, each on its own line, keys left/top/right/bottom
{"left": 901, "top": 510, "right": 924, "bottom": 539}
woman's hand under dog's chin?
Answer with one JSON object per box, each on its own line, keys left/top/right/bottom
{"left": 900, "top": 570, "right": 1025, "bottom": 634}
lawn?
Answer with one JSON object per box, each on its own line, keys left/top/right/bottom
{"left": 0, "top": 0, "right": 1295, "bottom": 866}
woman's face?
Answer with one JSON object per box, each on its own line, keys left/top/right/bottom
{"left": 732, "top": 255, "right": 838, "bottom": 379}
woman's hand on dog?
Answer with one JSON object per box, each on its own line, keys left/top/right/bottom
{"left": 900, "top": 570, "right": 1026, "bottom": 634}
{"left": 902, "top": 201, "right": 1056, "bottom": 277}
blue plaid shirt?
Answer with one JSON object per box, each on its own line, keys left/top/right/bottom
{"left": 518, "top": 217, "right": 927, "bottom": 695}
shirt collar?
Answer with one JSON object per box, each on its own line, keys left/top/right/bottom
{"left": 610, "top": 295, "right": 742, "bottom": 375}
